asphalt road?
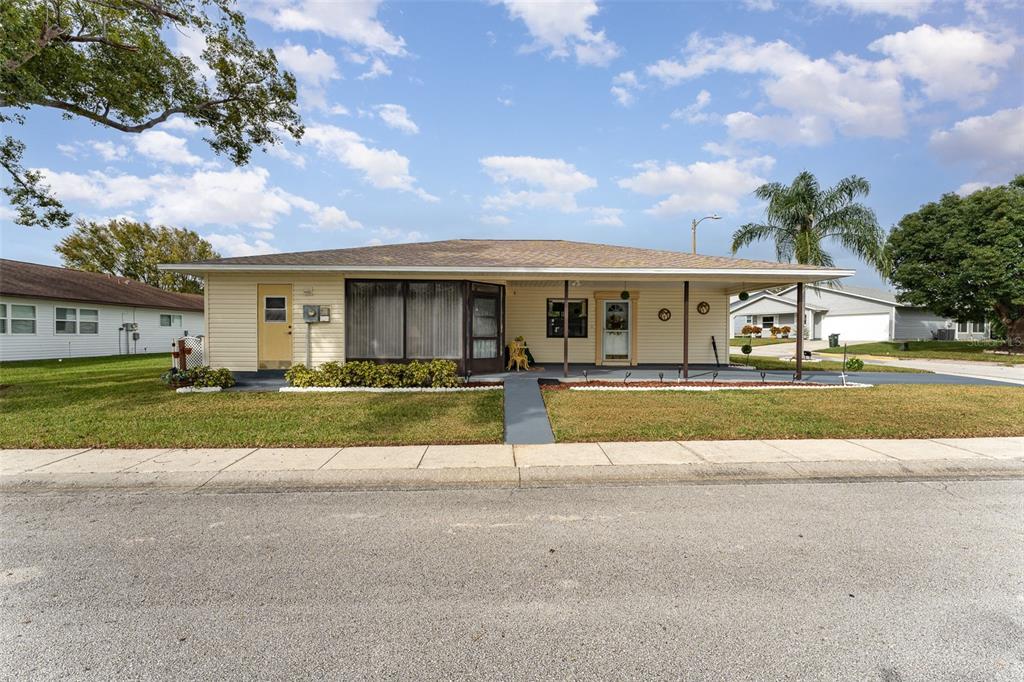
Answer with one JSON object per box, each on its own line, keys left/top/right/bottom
{"left": 2, "top": 481, "right": 1022, "bottom": 680}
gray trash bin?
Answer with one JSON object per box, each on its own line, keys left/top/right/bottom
{"left": 828, "top": 333, "right": 840, "bottom": 348}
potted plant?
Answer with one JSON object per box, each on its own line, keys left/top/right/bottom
{"left": 780, "top": 325, "right": 792, "bottom": 338}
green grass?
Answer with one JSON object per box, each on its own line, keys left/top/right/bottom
{"left": 0, "top": 355, "right": 503, "bottom": 448}
{"left": 729, "top": 337, "right": 796, "bottom": 347}
{"left": 729, "top": 354, "right": 928, "bottom": 374}
{"left": 818, "top": 340, "right": 1024, "bottom": 364}
{"left": 543, "top": 385, "right": 1024, "bottom": 442}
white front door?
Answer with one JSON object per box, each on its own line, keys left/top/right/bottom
{"left": 603, "top": 300, "right": 630, "bottom": 362}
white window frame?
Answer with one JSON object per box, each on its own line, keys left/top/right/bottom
{"left": 971, "top": 321, "right": 986, "bottom": 334}
{"left": 55, "top": 306, "right": 77, "bottom": 334}
{"left": 160, "top": 313, "right": 183, "bottom": 327}
{"left": 54, "top": 306, "right": 100, "bottom": 335}
{"left": 0, "top": 303, "right": 6, "bottom": 334}
{"left": 10, "top": 304, "right": 36, "bottom": 334}
{"left": 263, "top": 296, "right": 288, "bottom": 323}
{"left": 79, "top": 308, "right": 99, "bottom": 334}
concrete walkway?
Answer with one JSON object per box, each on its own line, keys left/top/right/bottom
{"left": 2, "top": 437, "right": 1020, "bottom": 493}
{"left": 502, "top": 375, "right": 556, "bottom": 444}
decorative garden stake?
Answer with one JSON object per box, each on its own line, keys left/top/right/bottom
{"left": 677, "top": 367, "right": 682, "bottom": 383}
{"left": 658, "top": 372, "right": 664, "bottom": 383}
{"left": 583, "top": 369, "right": 589, "bottom": 383}
{"left": 623, "top": 371, "right": 631, "bottom": 384}
{"left": 760, "top": 371, "right": 767, "bottom": 383}
{"left": 711, "top": 371, "right": 718, "bottom": 385}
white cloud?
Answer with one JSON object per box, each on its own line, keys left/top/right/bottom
{"left": 646, "top": 34, "right": 905, "bottom": 143}
{"left": 618, "top": 156, "right": 775, "bottom": 217}
{"left": 260, "top": 0, "right": 407, "bottom": 56}
{"left": 810, "top": 0, "right": 934, "bottom": 19}
{"left": 724, "top": 112, "right": 833, "bottom": 146}
{"left": 133, "top": 130, "right": 202, "bottom": 166}
{"left": 611, "top": 70, "right": 641, "bottom": 106}
{"left": 91, "top": 141, "right": 129, "bottom": 161}
{"left": 159, "top": 117, "right": 200, "bottom": 134}
{"left": 358, "top": 57, "right": 392, "bottom": 80}
{"left": 206, "top": 233, "right": 280, "bottom": 257}
{"left": 956, "top": 181, "right": 991, "bottom": 196}
{"left": 480, "top": 214, "right": 512, "bottom": 225}
{"left": 480, "top": 155, "right": 597, "bottom": 213}
{"left": 266, "top": 143, "right": 306, "bottom": 168}
{"left": 36, "top": 166, "right": 361, "bottom": 232}
{"left": 497, "top": 0, "right": 621, "bottom": 66}
{"left": 869, "top": 25, "right": 1015, "bottom": 105}
{"left": 329, "top": 104, "right": 351, "bottom": 116}
{"left": 929, "top": 107, "right": 1024, "bottom": 179}
{"left": 670, "top": 89, "right": 713, "bottom": 123}
{"left": 303, "top": 124, "right": 438, "bottom": 201}
{"left": 588, "top": 206, "right": 624, "bottom": 226}
{"left": 366, "top": 226, "right": 426, "bottom": 245}
{"left": 497, "top": 97, "right": 514, "bottom": 107}
{"left": 374, "top": 104, "right": 419, "bottom": 134}
{"left": 742, "top": 0, "right": 777, "bottom": 10}
{"left": 275, "top": 43, "right": 340, "bottom": 85}
{"left": 306, "top": 206, "right": 364, "bottom": 231}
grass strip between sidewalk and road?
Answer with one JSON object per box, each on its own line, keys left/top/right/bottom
{"left": 0, "top": 355, "right": 504, "bottom": 448}
{"left": 818, "top": 340, "right": 1024, "bottom": 364}
{"left": 728, "top": 337, "right": 796, "bottom": 347}
{"left": 542, "top": 384, "right": 1024, "bottom": 442}
{"left": 729, "top": 354, "right": 927, "bottom": 373}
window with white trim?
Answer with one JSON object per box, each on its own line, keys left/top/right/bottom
{"left": 0, "top": 303, "right": 6, "bottom": 334}
{"left": 79, "top": 309, "right": 99, "bottom": 334}
{"left": 160, "top": 314, "right": 183, "bottom": 327}
{"left": 10, "top": 304, "right": 36, "bottom": 334}
{"left": 972, "top": 321, "right": 986, "bottom": 333}
{"left": 55, "top": 307, "right": 77, "bottom": 334}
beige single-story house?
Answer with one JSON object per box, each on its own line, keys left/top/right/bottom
{"left": 160, "top": 239, "right": 851, "bottom": 376}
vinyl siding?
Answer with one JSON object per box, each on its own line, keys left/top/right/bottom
{"left": 505, "top": 283, "right": 728, "bottom": 365}
{"left": 893, "top": 307, "right": 949, "bottom": 340}
{"left": 0, "top": 296, "right": 203, "bottom": 361}
{"left": 205, "top": 272, "right": 344, "bottom": 371}
{"left": 779, "top": 288, "right": 893, "bottom": 314}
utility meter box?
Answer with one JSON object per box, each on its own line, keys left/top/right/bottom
{"left": 121, "top": 322, "right": 138, "bottom": 331}
{"left": 302, "top": 304, "right": 330, "bottom": 323}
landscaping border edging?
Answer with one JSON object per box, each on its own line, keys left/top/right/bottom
{"left": 175, "top": 386, "right": 223, "bottom": 394}
{"left": 566, "top": 382, "right": 873, "bottom": 392}
{"left": 279, "top": 385, "right": 503, "bottom": 393}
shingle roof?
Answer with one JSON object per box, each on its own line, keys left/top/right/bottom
{"left": 175, "top": 239, "right": 837, "bottom": 271}
{"left": 0, "top": 259, "right": 204, "bottom": 311}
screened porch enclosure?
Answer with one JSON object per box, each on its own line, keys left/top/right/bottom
{"left": 344, "top": 280, "right": 505, "bottom": 373}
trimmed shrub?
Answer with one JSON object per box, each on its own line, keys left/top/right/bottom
{"left": 741, "top": 344, "right": 753, "bottom": 355}
{"left": 161, "top": 366, "right": 236, "bottom": 389}
{"left": 845, "top": 357, "right": 865, "bottom": 372}
{"left": 285, "top": 360, "right": 461, "bottom": 388}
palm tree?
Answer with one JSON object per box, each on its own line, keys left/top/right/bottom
{"left": 731, "top": 171, "right": 886, "bottom": 274}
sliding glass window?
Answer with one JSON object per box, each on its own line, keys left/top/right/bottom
{"left": 346, "top": 281, "right": 404, "bottom": 358}
{"left": 406, "top": 281, "right": 463, "bottom": 359}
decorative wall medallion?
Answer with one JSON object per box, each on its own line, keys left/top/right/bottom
{"left": 620, "top": 290, "right": 630, "bottom": 300}
{"left": 658, "top": 308, "right": 672, "bottom": 321}
{"left": 696, "top": 301, "right": 710, "bottom": 315}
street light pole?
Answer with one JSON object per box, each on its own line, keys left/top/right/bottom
{"left": 691, "top": 214, "right": 721, "bottom": 254}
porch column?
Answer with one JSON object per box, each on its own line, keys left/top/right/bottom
{"left": 563, "top": 279, "right": 569, "bottom": 378}
{"left": 796, "top": 281, "right": 805, "bottom": 380}
{"left": 683, "top": 281, "right": 690, "bottom": 379}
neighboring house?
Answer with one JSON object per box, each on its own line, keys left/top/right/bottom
{"left": 160, "top": 239, "right": 850, "bottom": 373}
{"left": 730, "top": 284, "right": 990, "bottom": 342}
{"left": 0, "top": 259, "right": 204, "bottom": 361}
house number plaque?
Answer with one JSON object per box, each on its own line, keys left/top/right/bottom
{"left": 658, "top": 308, "right": 671, "bottom": 321}
{"left": 696, "top": 301, "right": 710, "bottom": 315}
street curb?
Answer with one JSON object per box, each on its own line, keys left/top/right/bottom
{"left": 1, "top": 458, "right": 1020, "bottom": 494}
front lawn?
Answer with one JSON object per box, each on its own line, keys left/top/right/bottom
{"left": 0, "top": 355, "right": 503, "bottom": 448}
{"left": 729, "top": 354, "right": 927, "bottom": 374}
{"left": 818, "top": 340, "right": 1024, "bottom": 364}
{"left": 729, "top": 337, "right": 795, "bottom": 347}
{"left": 543, "top": 385, "right": 1024, "bottom": 442}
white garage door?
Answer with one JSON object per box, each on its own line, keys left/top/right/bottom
{"left": 820, "top": 313, "right": 890, "bottom": 342}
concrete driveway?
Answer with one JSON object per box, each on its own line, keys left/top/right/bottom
{"left": 860, "top": 357, "right": 1024, "bottom": 385}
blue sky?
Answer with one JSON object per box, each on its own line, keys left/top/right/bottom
{"left": 2, "top": 0, "right": 1021, "bottom": 287}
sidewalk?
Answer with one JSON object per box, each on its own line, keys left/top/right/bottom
{"left": 2, "top": 437, "right": 1021, "bottom": 493}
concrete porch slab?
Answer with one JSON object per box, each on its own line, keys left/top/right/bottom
{"left": 0, "top": 449, "right": 92, "bottom": 475}
{"left": 847, "top": 439, "right": 987, "bottom": 461}
{"left": 322, "top": 446, "right": 426, "bottom": 470}
{"left": 599, "top": 441, "right": 703, "bottom": 465}
{"left": 419, "top": 444, "right": 514, "bottom": 469}
{"left": 683, "top": 440, "right": 797, "bottom": 463}
{"left": 931, "top": 437, "right": 1024, "bottom": 460}
{"left": 762, "top": 439, "right": 893, "bottom": 462}
{"left": 227, "top": 448, "right": 342, "bottom": 471}
{"left": 514, "top": 443, "right": 610, "bottom": 467}
{"left": 34, "top": 449, "right": 172, "bottom": 473}
{"left": 125, "top": 448, "right": 257, "bottom": 473}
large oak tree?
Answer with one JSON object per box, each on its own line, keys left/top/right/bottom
{"left": 887, "top": 176, "right": 1024, "bottom": 344}
{"left": 1, "top": 0, "right": 302, "bottom": 228}
{"left": 56, "top": 218, "right": 218, "bottom": 293}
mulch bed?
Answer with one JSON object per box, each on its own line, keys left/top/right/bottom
{"left": 541, "top": 380, "right": 833, "bottom": 390}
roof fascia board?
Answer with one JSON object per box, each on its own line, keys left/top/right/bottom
{"left": 159, "top": 263, "right": 854, "bottom": 279}
{"left": 776, "top": 283, "right": 904, "bottom": 307}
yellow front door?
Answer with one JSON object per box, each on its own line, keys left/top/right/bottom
{"left": 257, "top": 284, "right": 292, "bottom": 369}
